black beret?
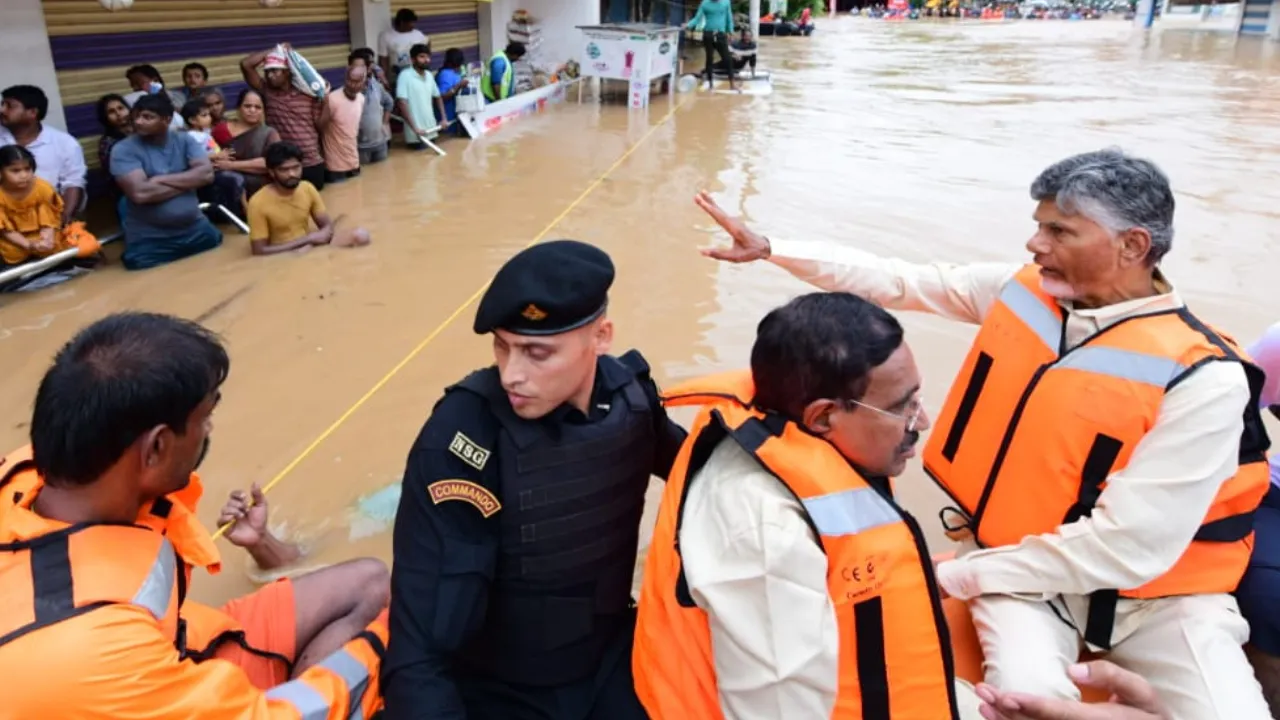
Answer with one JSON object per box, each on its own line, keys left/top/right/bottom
{"left": 473, "top": 240, "right": 615, "bottom": 336}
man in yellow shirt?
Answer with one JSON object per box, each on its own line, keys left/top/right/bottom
{"left": 246, "top": 141, "right": 334, "bottom": 256}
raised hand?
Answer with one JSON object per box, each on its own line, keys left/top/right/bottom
{"left": 694, "top": 190, "right": 771, "bottom": 263}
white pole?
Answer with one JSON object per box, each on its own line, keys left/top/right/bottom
{"left": 750, "top": 0, "right": 761, "bottom": 41}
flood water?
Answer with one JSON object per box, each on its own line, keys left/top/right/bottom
{"left": 2, "top": 18, "right": 1278, "bottom": 605}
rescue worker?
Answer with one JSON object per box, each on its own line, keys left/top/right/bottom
{"left": 635, "top": 291, "right": 982, "bottom": 719}
{"left": 382, "top": 239, "right": 689, "bottom": 719}
{"left": 0, "top": 312, "right": 389, "bottom": 719}
{"left": 481, "top": 42, "right": 525, "bottom": 102}
{"left": 695, "top": 148, "right": 1273, "bottom": 718}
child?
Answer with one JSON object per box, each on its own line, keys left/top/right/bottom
{"left": 181, "top": 99, "right": 221, "bottom": 154}
{"left": 0, "top": 145, "right": 94, "bottom": 266}
{"left": 182, "top": 99, "right": 248, "bottom": 220}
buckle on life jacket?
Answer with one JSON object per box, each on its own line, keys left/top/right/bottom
{"left": 175, "top": 617, "right": 189, "bottom": 659}
{"left": 939, "top": 506, "right": 974, "bottom": 541}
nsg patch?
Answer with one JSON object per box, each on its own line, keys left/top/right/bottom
{"left": 449, "top": 432, "right": 491, "bottom": 470}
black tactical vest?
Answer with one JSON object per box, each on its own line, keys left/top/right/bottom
{"left": 451, "top": 351, "right": 657, "bottom": 686}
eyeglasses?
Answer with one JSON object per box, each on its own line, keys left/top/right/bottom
{"left": 842, "top": 394, "right": 926, "bottom": 433}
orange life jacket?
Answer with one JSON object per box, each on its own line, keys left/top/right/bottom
{"left": 0, "top": 446, "right": 273, "bottom": 666}
{"left": 922, "top": 265, "right": 1271, "bottom": 648}
{"left": 0, "top": 446, "right": 388, "bottom": 719}
{"left": 634, "top": 371, "right": 958, "bottom": 720}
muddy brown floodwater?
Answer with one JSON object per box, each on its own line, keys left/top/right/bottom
{"left": 1, "top": 18, "right": 1277, "bottom": 605}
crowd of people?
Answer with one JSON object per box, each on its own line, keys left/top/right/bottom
{"left": 0, "top": 147, "right": 1276, "bottom": 720}
{"left": 0, "top": 7, "right": 531, "bottom": 280}
{"left": 860, "top": 1, "right": 1119, "bottom": 19}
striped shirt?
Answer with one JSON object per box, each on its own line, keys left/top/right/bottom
{"left": 263, "top": 87, "right": 323, "bottom": 167}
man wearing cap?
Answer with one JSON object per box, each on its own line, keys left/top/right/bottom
{"left": 383, "top": 240, "right": 688, "bottom": 720}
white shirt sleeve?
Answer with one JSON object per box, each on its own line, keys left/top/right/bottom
{"left": 767, "top": 238, "right": 1021, "bottom": 324}
{"left": 936, "top": 360, "right": 1250, "bottom": 599}
{"left": 680, "top": 440, "right": 839, "bottom": 720}
{"left": 55, "top": 130, "right": 87, "bottom": 191}
{"left": 377, "top": 30, "right": 391, "bottom": 58}
{"left": 1246, "top": 321, "right": 1280, "bottom": 408}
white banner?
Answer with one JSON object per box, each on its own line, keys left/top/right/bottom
{"left": 581, "top": 31, "right": 642, "bottom": 81}
{"left": 647, "top": 32, "right": 679, "bottom": 79}
{"left": 456, "top": 80, "right": 578, "bottom": 138}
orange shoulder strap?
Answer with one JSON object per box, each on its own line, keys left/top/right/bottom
{"left": 661, "top": 370, "right": 755, "bottom": 409}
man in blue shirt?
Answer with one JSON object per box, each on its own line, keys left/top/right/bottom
{"left": 436, "top": 48, "right": 471, "bottom": 133}
{"left": 110, "top": 93, "right": 222, "bottom": 271}
{"left": 483, "top": 43, "right": 526, "bottom": 102}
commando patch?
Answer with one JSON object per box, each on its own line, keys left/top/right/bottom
{"left": 428, "top": 479, "right": 502, "bottom": 517}
{"left": 449, "top": 431, "right": 491, "bottom": 470}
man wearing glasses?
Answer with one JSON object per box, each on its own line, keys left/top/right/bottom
{"left": 634, "top": 292, "right": 984, "bottom": 719}
{"left": 692, "top": 148, "right": 1272, "bottom": 718}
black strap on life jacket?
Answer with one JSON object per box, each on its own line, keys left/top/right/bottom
{"left": 940, "top": 352, "right": 994, "bottom": 464}
{"left": 181, "top": 628, "right": 296, "bottom": 676}
{"left": 1065, "top": 427, "right": 1260, "bottom": 650}
{"left": 0, "top": 524, "right": 124, "bottom": 649}
{"left": 853, "top": 596, "right": 891, "bottom": 720}
{"left": 1058, "top": 433, "right": 1126, "bottom": 650}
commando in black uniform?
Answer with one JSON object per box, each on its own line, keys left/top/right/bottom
{"left": 383, "top": 240, "right": 687, "bottom": 720}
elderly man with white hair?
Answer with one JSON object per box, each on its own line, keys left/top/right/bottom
{"left": 696, "top": 148, "right": 1273, "bottom": 719}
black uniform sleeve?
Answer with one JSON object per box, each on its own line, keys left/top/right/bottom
{"left": 618, "top": 349, "right": 689, "bottom": 481}
{"left": 383, "top": 390, "right": 502, "bottom": 720}
{"left": 641, "top": 374, "right": 688, "bottom": 481}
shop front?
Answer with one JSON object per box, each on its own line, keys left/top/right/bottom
{"left": 41, "top": 0, "right": 354, "bottom": 181}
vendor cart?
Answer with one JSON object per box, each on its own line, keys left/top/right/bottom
{"left": 575, "top": 23, "right": 682, "bottom": 109}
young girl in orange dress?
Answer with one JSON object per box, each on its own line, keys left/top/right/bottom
{"left": 0, "top": 144, "right": 94, "bottom": 267}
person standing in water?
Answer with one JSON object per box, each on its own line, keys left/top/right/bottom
{"left": 481, "top": 42, "right": 525, "bottom": 103}
{"left": 109, "top": 93, "right": 223, "bottom": 271}
{"left": 240, "top": 44, "right": 331, "bottom": 191}
{"left": 379, "top": 8, "right": 428, "bottom": 88}
{"left": 687, "top": 0, "right": 739, "bottom": 91}
{"left": 382, "top": 240, "right": 688, "bottom": 720}
{"left": 694, "top": 148, "right": 1272, "bottom": 718}
{"left": 321, "top": 65, "right": 366, "bottom": 184}
{"left": 395, "top": 44, "right": 448, "bottom": 150}
{"left": 436, "top": 48, "right": 471, "bottom": 132}
{"left": 247, "top": 142, "right": 337, "bottom": 256}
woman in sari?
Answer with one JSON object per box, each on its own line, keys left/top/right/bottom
{"left": 211, "top": 88, "right": 280, "bottom": 198}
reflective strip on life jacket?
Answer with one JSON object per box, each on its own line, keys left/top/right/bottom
{"left": 802, "top": 486, "right": 902, "bottom": 536}
{"left": 0, "top": 524, "right": 181, "bottom": 649}
{"left": 264, "top": 628, "right": 387, "bottom": 720}
{"left": 922, "top": 265, "right": 1270, "bottom": 650}
{"left": 999, "top": 277, "right": 1063, "bottom": 352}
